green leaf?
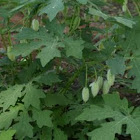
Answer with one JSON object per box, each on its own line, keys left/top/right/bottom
{"left": 44, "top": 93, "right": 71, "bottom": 107}
{"left": 11, "top": 28, "right": 49, "bottom": 57}
{"left": 54, "top": 127, "right": 67, "bottom": 140}
{"left": 64, "top": 37, "right": 84, "bottom": 59}
{"left": 88, "top": 121, "right": 122, "bottom": 140}
{"left": 88, "top": 8, "right": 135, "bottom": 28}
{"left": 18, "top": 60, "right": 40, "bottom": 83}
{"left": 76, "top": 0, "right": 88, "bottom": 4}
{"left": 0, "top": 85, "right": 24, "bottom": 111}
{"left": 123, "top": 20, "right": 140, "bottom": 92}
{"left": 12, "top": 28, "right": 62, "bottom": 66}
{"left": 32, "top": 109, "right": 53, "bottom": 128}
{"left": 126, "top": 117, "right": 140, "bottom": 140}
{"left": 45, "top": 19, "right": 64, "bottom": 37}
{"left": 11, "top": 41, "right": 46, "bottom": 57}
{"left": 37, "top": 39, "right": 61, "bottom": 67}
{"left": 77, "top": 93, "right": 140, "bottom": 140}
{"left": 22, "top": 83, "right": 45, "bottom": 109}
{"left": 89, "top": 8, "right": 109, "bottom": 20}
{"left": 39, "top": 0, "right": 64, "bottom": 21}
{"left": 0, "top": 57, "right": 11, "bottom": 66}
{"left": 129, "top": 57, "right": 140, "bottom": 92}
{"left": 0, "top": 130, "right": 16, "bottom": 140}
{"left": 13, "top": 112, "right": 33, "bottom": 140}
{"left": 76, "top": 105, "right": 119, "bottom": 121}
{"left": 114, "top": 17, "right": 135, "bottom": 28}
{"left": 55, "top": 105, "right": 83, "bottom": 126}
{"left": 103, "top": 93, "right": 130, "bottom": 113}
{"left": 14, "top": 28, "right": 48, "bottom": 40}
{"left": 40, "top": 127, "right": 52, "bottom": 140}
{"left": 128, "top": 50, "right": 140, "bottom": 92}
{"left": 34, "top": 71, "right": 61, "bottom": 86}
{"left": 0, "top": 105, "right": 23, "bottom": 129}
{"left": 106, "top": 56, "right": 126, "bottom": 75}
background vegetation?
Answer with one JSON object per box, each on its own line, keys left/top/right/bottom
{"left": 0, "top": 0, "right": 140, "bottom": 139}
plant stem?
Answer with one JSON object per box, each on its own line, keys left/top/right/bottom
{"left": 59, "top": 65, "right": 84, "bottom": 94}
{"left": 1, "top": 35, "right": 7, "bottom": 50}
{"left": 85, "top": 64, "right": 88, "bottom": 87}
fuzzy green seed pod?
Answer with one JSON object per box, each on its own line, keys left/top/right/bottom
{"left": 7, "top": 46, "right": 15, "bottom": 61}
{"left": 107, "top": 69, "right": 115, "bottom": 86}
{"left": 103, "top": 80, "right": 111, "bottom": 94}
{"left": 82, "top": 87, "right": 89, "bottom": 103}
{"left": 71, "top": 16, "right": 81, "bottom": 31}
{"left": 97, "top": 76, "right": 103, "bottom": 90}
{"left": 32, "top": 19, "right": 39, "bottom": 31}
{"left": 90, "top": 81, "right": 99, "bottom": 97}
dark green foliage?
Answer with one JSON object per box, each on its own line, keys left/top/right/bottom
{"left": 0, "top": 0, "right": 140, "bottom": 140}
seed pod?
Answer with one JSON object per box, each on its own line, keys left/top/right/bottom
{"left": 90, "top": 81, "right": 99, "bottom": 97}
{"left": 103, "top": 80, "right": 111, "bottom": 94}
{"left": 107, "top": 69, "right": 115, "bottom": 86}
{"left": 72, "top": 17, "right": 81, "bottom": 30}
{"left": 7, "top": 46, "right": 15, "bottom": 61}
{"left": 97, "top": 76, "right": 103, "bottom": 90}
{"left": 32, "top": 19, "right": 39, "bottom": 31}
{"left": 82, "top": 87, "right": 89, "bottom": 103}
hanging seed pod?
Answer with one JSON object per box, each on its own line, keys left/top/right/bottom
{"left": 90, "top": 81, "right": 99, "bottom": 97}
{"left": 107, "top": 69, "right": 115, "bottom": 86}
{"left": 82, "top": 87, "right": 89, "bottom": 103}
{"left": 97, "top": 76, "right": 103, "bottom": 90}
{"left": 7, "top": 46, "right": 15, "bottom": 61}
{"left": 32, "top": 19, "right": 39, "bottom": 31}
{"left": 103, "top": 80, "right": 111, "bottom": 94}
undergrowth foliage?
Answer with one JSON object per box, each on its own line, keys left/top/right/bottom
{"left": 0, "top": 0, "right": 140, "bottom": 140}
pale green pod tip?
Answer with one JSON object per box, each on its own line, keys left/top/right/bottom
{"left": 82, "top": 87, "right": 89, "bottom": 103}
{"left": 32, "top": 19, "right": 39, "bottom": 31}
{"left": 103, "top": 80, "right": 111, "bottom": 94}
{"left": 97, "top": 76, "right": 103, "bottom": 90}
{"left": 7, "top": 46, "right": 15, "bottom": 61}
{"left": 90, "top": 81, "right": 99, "bottom": 97}
{"left": 107, "top": 69, "right": 115, "bottom": 86}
